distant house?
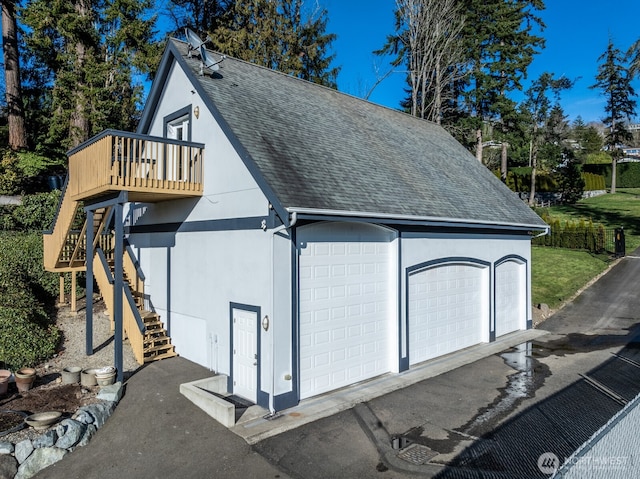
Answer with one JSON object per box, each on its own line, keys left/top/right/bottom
{"left": 620, "top": 147, "right": 640, "bottom": 162}
{"left": 44, "top": 38, "right": 548, "bottom": 412}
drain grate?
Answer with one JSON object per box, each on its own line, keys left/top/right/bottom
{"left": 397, "top": 444, "right": 438, "bottom": 465}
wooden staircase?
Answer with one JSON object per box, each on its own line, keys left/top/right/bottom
{"left": 45, "top": 179, "right": 178, "bottom": 365}
{"left": 93, "top": 238, "right": 178, "bottom": 365}
{"left": 121, "top": 261, "right": 177, "bottom": 362}
{"left": 44, "top": 131, "right": 204, "bottom": 366}
{"left": 141, "top": 311, "right": 178, "bottom": 362}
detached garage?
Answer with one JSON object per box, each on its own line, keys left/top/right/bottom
{"left": 122, "top": 39, "right": 550, "bottom": 412}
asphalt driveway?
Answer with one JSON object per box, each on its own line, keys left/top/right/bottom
{"left": 36, "top": 254, "right": 640, "bottom": 478}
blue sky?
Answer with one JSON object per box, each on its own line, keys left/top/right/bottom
{"left": 323, "top": 0, "right": 640, "bottom": 124}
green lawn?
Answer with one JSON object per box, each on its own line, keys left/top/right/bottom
{"left": 535, "top": 188, "right": 640, "bottom": 252}
{"left": 531, "top": 247, "right": 609, "bottom": 308}
{"left": 531, "top": 189, "right": 640, "bottom": 308}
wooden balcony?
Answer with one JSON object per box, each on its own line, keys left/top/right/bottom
{"left": 67, "top": 130, "right": 204, "bottom": 202}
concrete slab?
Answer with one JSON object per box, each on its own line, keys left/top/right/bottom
{"left": 230, "top": 328, "right": 548, "bottom": 444}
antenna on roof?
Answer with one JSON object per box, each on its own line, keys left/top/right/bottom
{"left": 199, "top": 44, "right": 226, "bottom": 76}
{"left": 185, "top": 27, "right": 209, "bottom": 58}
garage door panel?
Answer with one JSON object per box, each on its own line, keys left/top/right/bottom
{"left": 496, "top": 260, "right": 525, "bottom": 337}
{"left": 409, "top": 263, "right": 487, "bottom": 365}
{"left": 299, "top": 224, "right": 394, "bottom": 400}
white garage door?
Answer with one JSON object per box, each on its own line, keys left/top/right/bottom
{"left": 495, "top": 260, "right": 526, "bottom": 337}
{"left": 409, "top": 262, "right": 487, "bottom": 365}
{"left": 298, "top": 223, "right": 394, "bottom": 400}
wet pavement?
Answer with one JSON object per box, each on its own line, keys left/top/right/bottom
{"left": 33, "top": 253, "right": 640, "bottom": 478}
{"left": 255, "top": 253, "right": 640, "bottom": 478}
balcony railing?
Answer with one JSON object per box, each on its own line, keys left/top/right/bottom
{"left": 66, "top": 130, "right": 204, "bottom": 201}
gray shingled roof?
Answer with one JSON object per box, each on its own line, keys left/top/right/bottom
{"left": 167, "top": 39, "right": 546, "bottom": 229}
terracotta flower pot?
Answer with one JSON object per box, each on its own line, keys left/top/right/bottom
{"left": 15, "top": 367, "right": 36, "bottom": 379}
{"left": 15, "top": 368, "right": 36, "bottom": 392}
{"left": 0, "top": 369, "right": 11, "bottom": 396}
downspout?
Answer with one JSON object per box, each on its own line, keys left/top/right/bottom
{"left": 267, "top": 212, "right": 297, "bottom": 417}
{"left": 533, "top": 227, "right": 550, "bottom": 239}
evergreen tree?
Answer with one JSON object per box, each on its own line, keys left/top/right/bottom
{"left": 166, "top": 0, "right": 228, "bottom": 36}
{"left": 1, "top": 0, "right": 28, "bottom": 149}
{"left": 556, "top": 151, "right": 585, "bottom": 204}
{"left": 21, "top": 0, "right": 159, "bottom": 150}
{"left": 210, "top": 0, "right": 338, "bottom": 88}
{"left": 458, "top": 0, "right": 545, "bottom": 167}
{"left": 521, "top": 72, "right": 572, "bottom": 205}
{"left": 581, "top": 126, "right": 604, "bottom": 156}
{"left": 590, "top": 38, "right": 636, "bottom": 194}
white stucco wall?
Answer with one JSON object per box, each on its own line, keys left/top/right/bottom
{"left": 126, "top": 60, "right": 294, "bottom": 400}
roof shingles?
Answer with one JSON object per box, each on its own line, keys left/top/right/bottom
{"left": 170, "top": 39, "right": 546, "bottom": 229}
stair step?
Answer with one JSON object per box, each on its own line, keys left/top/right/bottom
{"left": 144, "top": 321, "right": 164, "bottom": 331}
{"left": 144, "top": 342, "right": 175, "bottom": 353}
{"left": 144, "top": 350, "right": 178, "bottom": 362}
{"left": 144, "top": 337, "right": 170, "bottom": 348}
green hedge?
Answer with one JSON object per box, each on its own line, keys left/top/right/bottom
{"left": 582, "top": 172, "right": 606, "bottom": 191}
{"left": 0, "top": 231, "right": 60, "bottom": 370}
{"left": 503, "top": 168, "right": 558, "bottom": 193}
{"left": 501, "top": 168, "right": 605, "bottom": 192}
{"left": 533, "top": 213, "right": 607, "bottom": 253}
{"left": 583, "top": 162, "right": 640, "bottom": 188}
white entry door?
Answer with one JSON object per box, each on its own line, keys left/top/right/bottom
{"left": 232, "top": 308, "right": 257, "bottom": 403}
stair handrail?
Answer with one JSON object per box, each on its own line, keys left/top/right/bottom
{"left": 96, "top": 248, "right": 114, "bottom": 284}
{"left": 124, "top": 286, "right": 146, "bottom": 335}
{"left": 43, "top": 174, "right": 69, "bottom": 235}
{"left": 124, "top": 239, "right": 145, "bottom": 281}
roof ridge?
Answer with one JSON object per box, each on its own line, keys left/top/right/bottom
{"left": 169, "top": 37, "right": 441, "bottom": 129}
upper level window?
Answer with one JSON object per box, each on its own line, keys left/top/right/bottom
{"left": 163, "top": 106, "right": 192, "bottom": 141}
{"left": 167, "top": 115, "right": 189, "bottom": 141}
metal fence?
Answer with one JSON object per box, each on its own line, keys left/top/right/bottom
{"left": 533, "top": 227, "right": 625, "bottom": 257}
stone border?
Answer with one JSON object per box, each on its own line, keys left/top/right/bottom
{"left": 0, "top": 382, "right": 123, "bottom": 479}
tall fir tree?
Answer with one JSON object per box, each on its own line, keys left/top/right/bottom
{"left": 21, "top": 0, "right": 159, "bottom": 150}
{"left": 590, "top": 38, "right": 636, "bottom": 194}
{"left": 2, "top": 0, "right": 28, "bottom": 149}
{"left": 458, "top": 0, "right": 545, "bottom": 169}
{"left": 166, "top": 0, "right": 228, "bottom": 36}
{"left": 209, "top": 0, "right": 338, "bottom": 88}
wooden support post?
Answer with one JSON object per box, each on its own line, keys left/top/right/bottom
{"left": 59, "top": 274, "right": 65, "bottom": 305}
{"left": 86, "top": 209, "right": 94, "bottom": 356}
{"left": 114, "top": 202, "right": 124, "bottom": 383}
{"left": 71, "top": 271, "right": 77, "bottom": 313}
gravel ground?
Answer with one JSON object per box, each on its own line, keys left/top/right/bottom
{"left": 43, "top": 296, "right": 140, "bottom": 375}
{"left": 0, "top": 297, "right": 140, "bottom": 444}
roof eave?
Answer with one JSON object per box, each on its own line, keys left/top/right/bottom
{"left": 286, "top": 207, "right": 550, "bottom": 234}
